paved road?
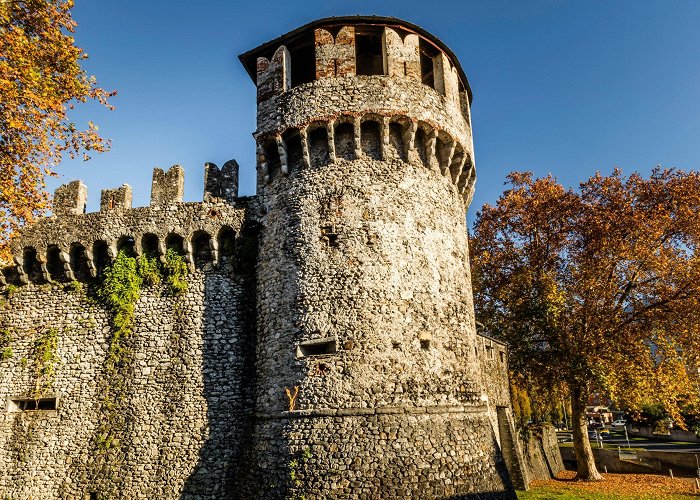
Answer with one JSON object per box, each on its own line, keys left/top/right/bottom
{"left": 557, "top": 430, "right": 700, "bottom": 453}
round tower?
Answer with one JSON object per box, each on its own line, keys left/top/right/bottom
{"left": 239, "top": 16, "right": 514, "bottom": 498}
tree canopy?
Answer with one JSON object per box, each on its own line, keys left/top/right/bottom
{"left": 0, "top": 0, "right": 113, "bottom": 261}
{"left": 471, "top": 168, "right": 700, "bottom": 480}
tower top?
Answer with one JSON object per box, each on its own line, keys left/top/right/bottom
{"left": 238, "top": 15, "right": 473, "bottom": 103}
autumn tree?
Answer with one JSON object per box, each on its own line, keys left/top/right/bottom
{"left": 471, "top": 169, "right": 700, "bottom": 480}
{"left": 0, "top": 0, "right": 113, "bottom": 262}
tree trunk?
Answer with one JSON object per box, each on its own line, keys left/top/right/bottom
{"left": 571, "top": 386, "right": 603, "bottom": 481}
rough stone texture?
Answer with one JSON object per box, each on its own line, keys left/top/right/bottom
{"left": 204, "top": 160, "right": 239, "bottom": 203}
{"left": 151, "top": 165, "right": 185, "bottom": 206}
{"left": 383, "top": 28, "right": 420, "bottom": 79}
{"left": 256, "top": 46, "right": 290, "bottom": 103}
{"left": 315, "top": 27, "right": 356, "bottom": 79}
{"left": 0, "top": 17, "right": 522, "bottom": 499}
{"left": 519, "top": 424, "right": 565, "bottom": 482}
{"left": 100, "top": 184, "right": 133, "bottom": 212}
{"left": 53, "top": 181, "right": 88, "bottom": 217}
{"left": 0, "top": 270, "right": 255, "bottom": 499}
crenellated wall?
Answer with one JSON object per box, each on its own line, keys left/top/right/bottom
{"left": 2, "top": 162, "right": 244, "bottom": 287}
{"left": 0, "top": 160, "right": 259, "bottom": 499}
{"left": 0, "top": 15, "right": 521, "bottom": 500}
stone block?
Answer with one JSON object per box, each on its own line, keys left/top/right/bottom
{"left": 53, "top": 180, "right": 87, "bottom": 216}
{"left": 151, "top": 165, "right": 184, "bottom": 206}
{"left": 100, "top": 184, "right": 133, "bottom": 212}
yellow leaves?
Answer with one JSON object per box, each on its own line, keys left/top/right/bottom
{"left": 0, "top": 0, "right": 113, "bottom": 262}
{"left": 472, "top": 168, "right": 700, "bottom": 429}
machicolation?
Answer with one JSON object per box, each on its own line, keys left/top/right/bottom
{"left": 0, "top": 16, "right": 525, "bottom": 499}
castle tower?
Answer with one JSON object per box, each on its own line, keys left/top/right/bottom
{"left": 240, "top": 16, "right": 515, "bottom": 498}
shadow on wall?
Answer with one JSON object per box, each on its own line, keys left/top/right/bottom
{"left": 180, "top": 229, "right": 258, "bottom": 499}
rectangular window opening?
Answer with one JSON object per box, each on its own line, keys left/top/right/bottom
{"left": 297, "top": 338, "right": 337, "bottom": 358}
{"left": 290, "top": 41, "right": 316, "bottom": 88}
{"left": 321, "top": 225, "right": 339, "bottom": 247}
{"left": 355, "top": 29, "right": 385, "bottom": 76}
{"left": 8, "top": 397, "right": 57, "bottom": 412}
{"left": 419, "top": 39, "right": 438, "bottom": 89}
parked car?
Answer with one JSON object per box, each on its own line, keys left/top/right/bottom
{"left": 611, "top": 419, "right": 627, "bottom": 428}
{"left": 598, "top": 428, "right": 610, "bottom": 436}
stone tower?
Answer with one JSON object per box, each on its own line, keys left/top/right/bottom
{"left": 239, "top": 16, "right": 515, "bottom": 498}
{"left": 0, "top": 15, "right": 522, "bottom": 500}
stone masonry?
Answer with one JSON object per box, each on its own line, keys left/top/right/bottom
{"left": 0, "top": 16, "right": 522, "bottom": 499}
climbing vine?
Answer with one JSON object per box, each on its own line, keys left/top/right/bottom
{"left": 33, "top": 327, "right": 59, "bottom": 397}
{"left": 0, "top": 328, "right": 13, "bottom": 361}
{"left": 137, "top": 254, "right": 162, "bottom": 287}
{"left": 98, "top": 250, "right": 142, "bottom": 369}
{"left": 164, "top": 248, "right": 188, "bottom": 295}
{"left": 93, "top": 247, "right": 188, "bottom": 461}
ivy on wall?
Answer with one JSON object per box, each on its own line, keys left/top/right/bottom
{"left": 33, "top": 327, "right": 59, "bottom": 398}
{"left": 93, "top": 247, "right": 188, "bottom": 460}
{"left": 0, "top": 328, "right": 13, "bottom": 361}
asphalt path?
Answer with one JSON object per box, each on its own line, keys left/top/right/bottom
{"left": 557, "top": 430, "right": 700, "bottom": 453}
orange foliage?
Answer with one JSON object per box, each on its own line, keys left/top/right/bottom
{"left": 471, "top": 168, "right": 700, "bottom": 479}
{"left": 0, "top": 0, "right": 114, "bottom": 262}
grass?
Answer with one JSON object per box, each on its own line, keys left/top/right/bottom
{"left": 518, "top": 472, "right": 700, "bottom": 499}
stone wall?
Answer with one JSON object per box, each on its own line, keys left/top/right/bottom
{"left": 246, "top": 17, "right": 515, "bottom": 496}
{"left": 0, "top": 268, "right": 255, "bottom": 499}
{"left": 519, "top": 424, "right": 565, "bottom": 482}
{"left": 0, "top": 16, "right": 523, "bottom": 499}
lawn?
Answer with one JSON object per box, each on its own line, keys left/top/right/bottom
{"left": 517, "top": 471, "right": 700, "bottom": 499}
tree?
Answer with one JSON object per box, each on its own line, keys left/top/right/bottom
{"left": 471, "top": 169, "right": 700, "bottom": 480}
{"left": 0, "top": 0, "right": 114, "bottom": 262}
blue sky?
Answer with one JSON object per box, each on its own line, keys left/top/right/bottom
{"left": 55, "top": 1, "right": 700, "bottom": 226}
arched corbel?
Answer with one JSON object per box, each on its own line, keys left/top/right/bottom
{"left": 326, "top": 120, "right": 336, "bottom": 163}
{"left": 299, "top": 126, "right": 311, "bottom": 169}
{"left": 210, "top": 238, "right": 219, "bottom": 267}
{"left": 59, "top": 249, "right": 75, "bottom": 281}
{"left": 426, "top": 129, "right": 439, "bottom": 171}
{"left": 380, "top": 117, "right": 390, "bottom": 161}
{"left": 84, "top": 249, "right": 97, "bottom": 278}
{"left": 13, "top": 255, "right": 28, "bottom": 285}
{"left": 276, "top": 135, "right": 289, "bottom": 175}
{"left": 443, "top": 141, "right": 457, "bottom": 177}
{"left": 353, "top": 116, "right": 362, "bottom": 159}
{"left": 257, "top": 142, "right": 270, "bottom": 184}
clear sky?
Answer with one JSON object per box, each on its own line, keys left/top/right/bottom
{"left": 55, "top": 0, "right": 700, "bottom": 226}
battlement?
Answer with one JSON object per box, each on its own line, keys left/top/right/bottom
{"left": 53, "top": 161, "right": 239, "bottom": 216}
{"left": 256, "top": 111, "right": 476, "bottom": 202}
{"left": 3, "top": 161, "right": 246, "bottom": 287}
{"left": 240, "top": 16, "right": 472, "bottom": 111}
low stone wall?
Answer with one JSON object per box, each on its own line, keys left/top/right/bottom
{"left": 519, "top": 424, "right": 565, "bottom": 482}
{"left": 628, "top": 425, "right": 700, "bottom": 443}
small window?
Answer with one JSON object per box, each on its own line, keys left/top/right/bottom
{"left": 290, "top": 41, "right": 315, "bottom": 87}
{"left": 8, "top": 397, "right": 57, "bottom": 412}
{"left": 499, "top": 351, "right": 505, "bottom": 363}
{"left": 355, "top": 27, "right": 385, "bottom": 76}
{"left": 297, "top": 338, "right": 337, "bottom": 358}
{"left": 419, "top": 38, "right": 438, "bottom": 89}
{"left": 320, "top": 225, "right": 339, "bottom": 247}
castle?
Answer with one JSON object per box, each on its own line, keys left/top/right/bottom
{"left": 0, "top": 16, "right": 525, "bottom": 499}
